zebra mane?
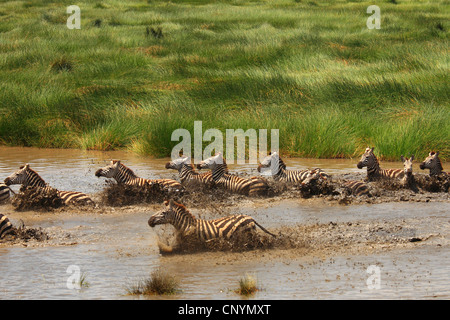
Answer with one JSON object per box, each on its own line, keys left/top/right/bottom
{"left": 435, "top": 155, "right": 443, "bottom": 171}
{"left": 277, "top": 156, "right": 287, "bottom": 170}
{"left": 115, "top": 161, "right": 139, "bottom": 178}
{"left": 168, "top": 200, "right": 197, "bottom": 221}
{"left": 23, "top": 166, "right": 47, "bottom": 185}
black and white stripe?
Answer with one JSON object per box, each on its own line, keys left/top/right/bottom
{"left": 4, "top": 164, "right": 94, "bottom": 206}
{"left": 343, "top": 180, "right": 371, "bottom": 196}
{"left": 0, "top": 214, "right": 13, "bottom": 238}
{"left": 0, "top": 183, "right": 11, "bottom": 203}
{"left": 165, "top": 157, "right": 213, "bottom": 185}
{"left": 148, "top": 200, "right": 275, "bottom": 240}
{"left": 357, "top": 147, "right": 404, "bottom": 181}
{"left": 419, "top": 151, "right": 447, "bottom": 177}
{"left": 95, "top": 160, "right": 183, "bottom": 190}
{"left": 197, "top": 153, "right": 269, "bottom": 196}
{"left": 258, "top": 152, "right": 329, "bottom": 183}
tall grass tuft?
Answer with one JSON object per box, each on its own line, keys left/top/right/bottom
{"left": 234, "top": 274, "right": 260, "bottom": 296}
{"left": 125, "top": 269, "right": 180, "bottom": 296}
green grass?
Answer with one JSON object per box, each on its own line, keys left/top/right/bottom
{"left": 0, "top": 0, "right": 448, "bottom": 160}
{"left": 234, "top": 273, "right": 260, "bottom": 296}
{"left": 125, "top": 269, "right": 180, "bottom": 296}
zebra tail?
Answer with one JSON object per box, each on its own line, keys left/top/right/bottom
{"left": 254, "top": 220, "right": 276, "bottom": 238}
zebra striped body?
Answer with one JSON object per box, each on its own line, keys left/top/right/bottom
{"left": 165, "top": 157, "right": 213, "bottom": 185}
{"left": 0, "top": 183, "right": 11, "bottom": 203}
{"left": 258, "top": 152, "right": 329, "bottom": 183}
{"left": 148, "top": 200, "right": 275, "bottom": 240}
{"left": 357, "top": 147, "right": 404, "bottom": 181}
{"left": 301, "top": 169, "right": 329, "bottom": 186}
{"left": 95, "top": 160, "right": 183, "bottom": 190}
{"left": 197, "top": 154, "right": 269, "bottom": 196}
{"left": 420, "top": 151, "right": 447, "bottom": 177}
{"left": 343, "top": 180, "right": 371, "bottom": 197}
{"left": 0, "top": 214, "right": 13, "bottom": 238}
{"left": 4, "top": 164, "right": 94, "bottom": 206}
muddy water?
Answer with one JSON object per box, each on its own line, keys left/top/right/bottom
{"left": 0, "top": 147, "right": 449, "bottom": 300}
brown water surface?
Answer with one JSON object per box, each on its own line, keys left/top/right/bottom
{"left": 0, "top": 147, "right": 448, "bottom": 299}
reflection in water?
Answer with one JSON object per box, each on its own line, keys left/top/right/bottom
{"left": 0, "top": 147, "right": 449, "bottom": 299}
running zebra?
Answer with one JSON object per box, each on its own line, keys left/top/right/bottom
{"left": 0, "top": 214, "right": 13, "bottom": 238}
{"left": 258, "top": 152, "right": 329, "bottom": 183}
{"left": 0, "top": 183, "right": 11, "bottom": 203}
{"left": 95, "top": 160, "right": 183, "bottom": 191}
{"left": 419, "top": 151, "right": 448, "bottom": 177}
{"left": 197, "top": 153, "right": 269, "bottom": 196}
{"left": 357, "top": 147, "right": 404, "bottom": 181}
{"left": 148, "top": 199, "right": 276, "bottom": 240}
{"left": 4, "top": 164, "right": 94, "bottom": 206}
{"left": 165, "top": 157, "right": 213, "bottom": 186}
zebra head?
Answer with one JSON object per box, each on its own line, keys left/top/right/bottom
{"left": 419, "top": 151, "right": 442, "bottom": 175}
{"left": 4, "top": 164, "right": 30, "bottom": 186}
{"left": 95, "top": 160, "right": 121, "bottom": 178}
{"left": 165, "top": 157, "right": 190, "bottom": 171}
{"left": 196, "top": 153, "right": 225, "bottom": 171}
{"left": 148, "top": 199, "right": 194, "bottom": 229}
{"left": 401, "top": 155, "right": 414, "bottom": 177}
{"left": 257, "top": 152, "right": 285, "bottom": 175}
{"left": 357, "top": 147, "right": 375, "bottom": 169}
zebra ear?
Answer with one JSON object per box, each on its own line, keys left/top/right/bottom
{"left": 401, "top": 155, "right": 405, "bottom": 162}
{"left": 115, "top": 160, "right": 121, "bottom": 166}
{"left": 435, "top": 151, "right": 439, "bottom": 157}
{"left": 410, "top": 155, "right": 414, "bottom": 161}
{"left": 371, "top": 147, "right": 374, "bottom": 152}
{"left": 24, "top": 163, "right": 30, "bottom": 169}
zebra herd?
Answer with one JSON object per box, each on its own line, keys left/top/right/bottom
{"left": 0, "top": 148, "right": 448, "bottom": 241}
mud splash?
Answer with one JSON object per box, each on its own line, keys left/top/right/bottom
{"left": 0, "top": 224, "right": 49, "bottom": 245}
{"left": 152, "top": 213, "right": 443, "bottom": 257}
{"left": 98, "top": 181, "right": 173, "bottom": 206}
{"left": 11, "top": 186, "right": 63, "bottom": 211}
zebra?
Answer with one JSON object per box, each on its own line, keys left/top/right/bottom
{"left": 258, "top": 152, "right": 329, "bottom": 183}
{"left": 0, "top": 183, "right": 11, "bottom": 203}
{"left": 95, "top": 160, "right": 183, "bottom": 191}
{"left": 401, "top": 155, "right": 415, "bottom": 184}
{"left": 419, "top": 151, "right": 447, "bottom": 177}
{"left": 301, "top": 169, "right": 329, "bottom": 186}
{"left": 357, "top": 147, "right": 404, "bottom": 181}
{"left": 4, "top": 164, "right": 94, "bottom": 206}
{"left": 197, "top": 153, "right": 269, "bottom": 196}
{"left": 148, "top": 199, "right": 276, "bottom": 241}
{"left": 165, "top": 156, "right": 213, "bottom": 186}
{"left": 0, "top": 214, "right": 13, "bottom": 238}
{"left": 342, "top": 180, "right": 371, "bottom": 197}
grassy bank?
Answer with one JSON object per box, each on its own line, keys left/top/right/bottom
{"left": 0, "top": 0, "right": 448, "bottom": 160}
